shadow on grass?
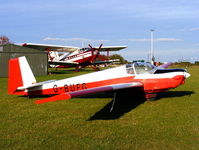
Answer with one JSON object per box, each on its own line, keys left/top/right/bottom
{"left": 156, "top": 91, "right": 194, "bottom": 100}
{"left": 88, "top": 87, "right": 146, "bottom": 121}
{"left": 49, "top": 68, "right": 94, "bottom": 75}
{"left": 50, "top": 71, "right": 76, "bottom": 75}
{"left": 88, "top": 90, "right": 194, "bottom": 121}
{"left": 20, "top": 89, "right": 194, "bottom": 120}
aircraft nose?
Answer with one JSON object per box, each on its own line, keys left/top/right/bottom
{"left": 184, "top": 72, "right": 190, "bottom": 78}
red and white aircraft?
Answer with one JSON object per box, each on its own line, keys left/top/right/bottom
{"left": 22, "top": 43, "right": 126, "bottom": 70}
{"left": 8, "top": 56, "right": 190, "bottom": 107}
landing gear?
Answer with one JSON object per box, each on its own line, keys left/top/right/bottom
{"left": 90, "top": 65, "right": 100, "bottom": 71}
{"left": 74, "top": 64, "right": 100, "bottom": 72}
{"left": 110, "top": 92, "right": 117, "bottom": 112}
{"left": 145, "top": 93, "right": 157, "bottom": 101}
{"left": 74, "top": 65, "right": 80, "bottom": 72}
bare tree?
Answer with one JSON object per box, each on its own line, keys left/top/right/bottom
{"left": 0, "top": 36, "right": 10, "bottom": 45}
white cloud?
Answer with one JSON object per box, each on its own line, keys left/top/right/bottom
{"left": 119, "top": 39, "right": 150, "bottom": 42}
{"left": 119, "top": 38, "right": 183, "bottom": 42}
{"left": 189, "top": 27, "right": 199, "bottom": 31}
{"left": 156, "top": 38, "right": 183, "bottom": 42}
{"left": 43, "top": 37, "right": 109, "bottom": 42}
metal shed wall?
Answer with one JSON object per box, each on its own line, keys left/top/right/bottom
{"left": 0, "top": 44, "right": 48, "bottom": 77}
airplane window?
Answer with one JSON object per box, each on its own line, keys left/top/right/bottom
{"left": 84, "top": 48, "right": 90, "bottom": 52}
{"left": 80, "top": 48, "right": 91, "bottom": 53}
{"left": 79, "top": 49, "right": 84, "bottom": 53}
{"left": 133, "top": 62, "right": 153, "bottom": 74}
{"left": 126, "top": 64, "right": 135, "bottom": 74}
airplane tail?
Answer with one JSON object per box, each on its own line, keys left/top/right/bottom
{"left": 48, "top": 51, "right": 60, "bottom": 61}
{"left": 159, "top": 62, "right": 173, "bottom": 69}
{"left": 8, "top": 56, "right": 36, "bottom": 95}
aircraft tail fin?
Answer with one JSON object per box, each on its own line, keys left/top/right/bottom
{"left": 159, "top": 62, "right": 173, "bottom": 69}
{"left": 8, "top": 56, "right": 36, "bottom": 95}
{"left": 48, "top": 51, "right": 60, "bottom": 61}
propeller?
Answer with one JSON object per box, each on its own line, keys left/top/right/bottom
{"left": 89, "top": 44, "right": 103, "bottom": 63}
{"left": 183, "top": 69, "right": 191, "bottom": 79}
{"left": 88, "top": 44, "right": 93, "bottom": 49}
{"left": 183, "top": 65, "right": 191, "bottom": 79}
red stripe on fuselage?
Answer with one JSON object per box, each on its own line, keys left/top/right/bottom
{"left": 27, "top": 76, "right": 135, "bottom": 95}
{"left": 25, "top": 74, "right": 185, "bottom": 96}
{"left": 63, "top": 51, "right": 92, "bottom": 63}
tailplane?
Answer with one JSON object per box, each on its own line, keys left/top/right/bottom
{"left": 8, "top": 56, "right": 36, "bottom": 95}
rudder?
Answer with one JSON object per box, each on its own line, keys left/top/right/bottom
{"left": 8, "top": 56, "right": 36, "bottom": 95}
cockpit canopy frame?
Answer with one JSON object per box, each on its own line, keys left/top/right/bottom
{"left": 126, "top": 62, "right": 156, "bottom": 75}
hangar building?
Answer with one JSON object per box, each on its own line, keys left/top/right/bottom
{"left": 0, "top": 44, "right": 48, "bottom": 77}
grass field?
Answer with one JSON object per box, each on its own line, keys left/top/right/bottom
{"left": 0, "top": 66, "right": 199, "bottom": 150}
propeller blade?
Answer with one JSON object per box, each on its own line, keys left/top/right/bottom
{"left": 88, "top": 44, "right": 93, "bottom": 49}
{"left": 98, "top": 44, "right": 103, "bottom": 50}
{"left": 90, "top": 44, "right": 103, "bottom": 63}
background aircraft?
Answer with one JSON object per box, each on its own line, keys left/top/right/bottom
{"left": 8, "top": 56, "right": 190, "bottom": 111}
{"left": 22, "top": 43, "right": 127, "bottom": 71}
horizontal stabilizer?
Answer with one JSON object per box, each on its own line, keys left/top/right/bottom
{"left": 17, "top": 80, "right": 56, "bottom": 90}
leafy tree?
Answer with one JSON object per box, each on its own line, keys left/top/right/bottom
{"left": 95, "top": 54, "right": 108, "bottom": 61}
{"left": 195, "top": 61, "right": 199, "bottom": 66}
{"left": 109, "top": 54, "right": 128, "bottom": 64}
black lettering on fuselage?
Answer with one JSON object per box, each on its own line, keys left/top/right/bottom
{"left": 64, "top": 84, "right": 68, "bottom": 92}
{"left": 82, "top": 83, "right": 87, "bottom": 89}
{"left": 62, "top": 83, "right": 87, "bottom": 92}
{"left": 70, "top": 84, "right": 75, "bottom": 91}
{"left": 53, "top": 84, "right": 58, "bottom": 93}
{"left": 76, "top": 84, "right": 80, "bottom": 91}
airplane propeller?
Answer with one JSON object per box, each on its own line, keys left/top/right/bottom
{"left": 183, "top": 70, "right": 190, "bottom": 79}
{"left": 183, "top": 66, "right": 191, "bottom": 79}
{"left": 89, "top": 44, "right": 104, "bottom": 63}
{"left": 88, "top": 44, "right": 93, "bottom": 49}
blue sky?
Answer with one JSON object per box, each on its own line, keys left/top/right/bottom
{"left": 0, "top": 0, "right": 199, "bottom": 62}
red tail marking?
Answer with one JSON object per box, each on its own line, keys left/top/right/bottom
{"left": 8, "top": 58, "right": 24, "bottom": 95}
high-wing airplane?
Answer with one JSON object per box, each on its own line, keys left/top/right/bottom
{"left": 22, "top": 43, "right": 127, "bottom": 71}
{"left": 8, "top": 56, "right": 190, "bottom": 109}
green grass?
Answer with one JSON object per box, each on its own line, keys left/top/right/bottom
{"left": 0, "top": 66, "right": 199, "bottom": 150}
